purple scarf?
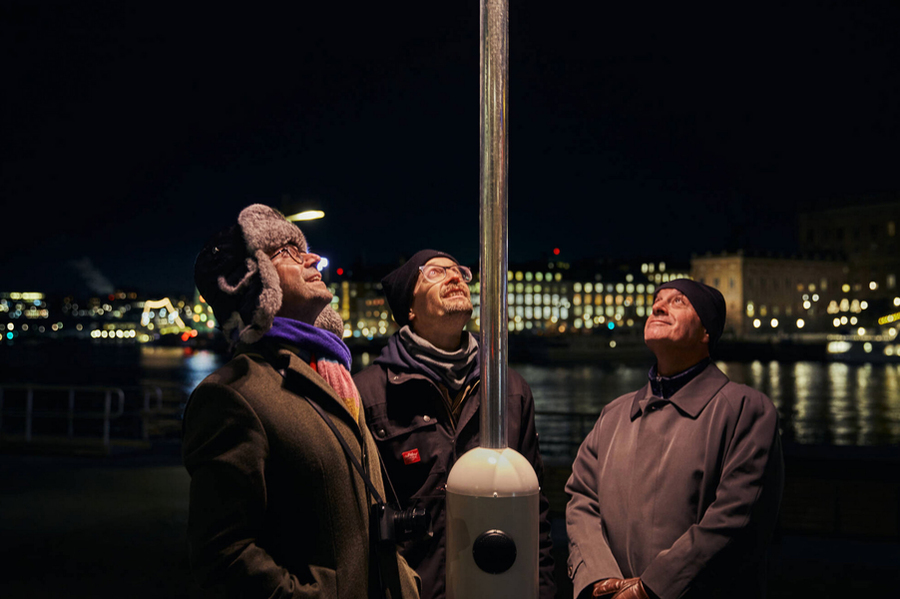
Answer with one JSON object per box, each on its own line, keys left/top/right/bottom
{"left": 264, "top": 317, "right": 360, "bottom": 421}
{"left": 264, "top": 317, "right": 352, "bottom": 369}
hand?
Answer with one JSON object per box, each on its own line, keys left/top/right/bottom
{"left": 593, "top": 578, "right": 636, "bottom": 598}
{"left": 611, "top": 578, "right": 650, "bottom": 599}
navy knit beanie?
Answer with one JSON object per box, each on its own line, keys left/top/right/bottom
{"left": 381, "top": 249, "right": 459, "bottom": 326}
{"left": 655, "top": 279, "right": 726, "bottom": 353}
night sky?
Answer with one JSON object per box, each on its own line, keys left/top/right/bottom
{"left": 2, "top": 1, "right": 898, "bottom": 297}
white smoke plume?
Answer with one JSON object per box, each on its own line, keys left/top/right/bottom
{"left": 69, "top": 257, "right": 115, "bottom": 296}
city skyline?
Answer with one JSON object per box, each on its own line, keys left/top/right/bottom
{"left": 2, "top": 2, "right": 898, "bottom": 296}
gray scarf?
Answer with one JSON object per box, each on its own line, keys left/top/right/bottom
{"left": 398, "top": 325, "right": 479, "bottom": 391}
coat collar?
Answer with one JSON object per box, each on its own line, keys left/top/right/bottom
{"left": 630, "top": 362, "right": 730, "bottom": 420}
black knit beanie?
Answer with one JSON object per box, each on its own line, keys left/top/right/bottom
{"left": 381, "top": 249, "right": 459, "bottom": 326}
{"left": 655, "top": 279, "right": 726, "bottom": 353}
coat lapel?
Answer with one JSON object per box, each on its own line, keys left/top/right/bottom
{"left": 279, "top": 348, "right": 364, "bottom": 436}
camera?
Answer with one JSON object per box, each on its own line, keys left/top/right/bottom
{"left": 371, "top": 503, "right": 431, "bottom": 546}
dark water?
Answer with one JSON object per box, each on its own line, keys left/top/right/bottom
{"left": 3, "top": 344, "right": 899, "bottom": 452}
{"left": 515, "top": 361, "right": 900, "bottom": 462}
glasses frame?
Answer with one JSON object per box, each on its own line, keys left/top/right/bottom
{"left": 418, "top": 264, "right": 473, "bottom": 283}
{"left": 270, "top": 244, "right": 318, "bottom": 266}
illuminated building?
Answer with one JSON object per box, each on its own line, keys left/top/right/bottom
{"left": 330, "top": 259, "right": 689, "bottom": 341}
{"left": 799, "top": 199, "right": 899, "bottom": 299}
{"left": 692, "top": 252, "right": 849, "bottom": 336}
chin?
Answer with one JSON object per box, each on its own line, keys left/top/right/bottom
{"left": 444, "top": 301, "right": 473, "bottom": 318}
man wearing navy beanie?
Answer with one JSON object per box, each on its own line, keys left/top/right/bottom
{"left": 566, "top": 279, "right": 784, "bottom": 599}
{"left": 354, "top": 250, "right": 556, "bottom": 599}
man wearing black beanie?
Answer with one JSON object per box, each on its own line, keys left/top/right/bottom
{"left": 354, "top": 250, "right": 556, "bottom": 599}
{"left": 566, "top": 279, "right": 784, "bottom": 599}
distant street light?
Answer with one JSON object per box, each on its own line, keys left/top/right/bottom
{"left": 286, "top": 210, "right": 325, "bottom": 222}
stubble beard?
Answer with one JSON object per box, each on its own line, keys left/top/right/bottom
{"left": 441, "top": 296, "right": 473, "bottom": 319}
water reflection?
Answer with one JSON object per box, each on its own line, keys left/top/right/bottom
{"left": 142, "top": 347, "right": 900, "bottom": 453}
{"left": 521, "top": 360, "right": 900, "bottom": 457}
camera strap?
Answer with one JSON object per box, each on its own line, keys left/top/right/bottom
{"left": 301, "top": 393, "right": 387, "bottom": 506}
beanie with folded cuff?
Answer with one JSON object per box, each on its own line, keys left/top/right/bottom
{"left": 380, "top": 249, "right": 459, "bottom": 327}
{"left": 655, "top": 278, "right": 726, "bottom": 353}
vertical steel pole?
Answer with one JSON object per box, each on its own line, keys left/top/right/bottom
{"left": 447, "top": 5, "right": 538, "bottom": 595}
{"left": 479, "top": 0, "right": 509, "bottom": 450}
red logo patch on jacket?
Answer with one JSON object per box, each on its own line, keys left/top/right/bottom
{"left": 402, "top": 449, "right": 421, "bottom": 465}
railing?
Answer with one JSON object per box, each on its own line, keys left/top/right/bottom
{"left": 0, "top": 384, "right": 127, "bottom": 448}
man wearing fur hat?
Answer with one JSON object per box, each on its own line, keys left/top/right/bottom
{"left": 183, "top": 205, "right": 420, "bottom": 599}
{"left": 565, "top": 280, "right": 783, "bottom": 599}
{"left": 353, "top": 250, "right": 556, "bottom": 599}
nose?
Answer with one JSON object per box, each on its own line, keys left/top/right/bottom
{"left": 651, "top": 297, "right": 667, "bottom": 315}
{"left": 445, "top": 267, "right": 463, "bottom": 283}
{"left": 304, "top": 252, "right": 321, "bottom": 267}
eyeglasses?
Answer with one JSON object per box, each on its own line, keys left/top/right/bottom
{"left": 270, "top": 245, "right": 320, "bottom": 266}
{"left": 418, "top": 264, "right": 473, "bottom": 283}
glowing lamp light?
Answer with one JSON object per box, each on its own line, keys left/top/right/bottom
{"left": 857, "top": 327, "right": 866, "bottom": 336}
{"left": 894, "top": 297, "right": 900, "bottom": 307}
{"left": 770, "top": 318, "right": 779, "bottom": 328}
{"left": 753, "top": 319, "right": 761, "bottom": 328}
{"left": 796, "top": 319, "right": 805, "bottom": 329}
{"left": 336, "top": 268, "right": 344, "bottom": 276}
{"left": 317, "top": 257, "right": 329, "bottom": 271}
{"left": 553, "top": 248, "right": 560, "bottom": 255}
{"left": 607, "top": 322, "right": 615, "bottom": 330}
{"left": 286, "top": 210, "right": 325, "bottom": 222}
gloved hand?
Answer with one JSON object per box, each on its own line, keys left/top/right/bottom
{"left": 593, "top": 578, "right": 637, "bottom": 598}
{"left": 611, "top": 578, "right": 650, "bottom": 599}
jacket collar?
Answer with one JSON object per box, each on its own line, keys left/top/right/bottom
{"left": 630, "top": 362, "right": 729, "bottom": 420}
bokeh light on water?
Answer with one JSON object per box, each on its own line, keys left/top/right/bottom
{"left": 525, "top": 360, "right": 900, "bottom": 462}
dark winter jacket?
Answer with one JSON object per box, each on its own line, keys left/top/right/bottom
{"left": 354, "top": 339, "right": 556, "bottom": 599}
{"left": 183, "top": 341, "right": 420, "bottom": 599}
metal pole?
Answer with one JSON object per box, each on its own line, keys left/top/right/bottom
{"left": 479, "top": 0, "right": 509, "bottom": 450}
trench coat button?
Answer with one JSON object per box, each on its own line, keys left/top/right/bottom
{"left": 423, "top": 415, "right": 431, "bottom": 422}
{"left": 377, "top": 428, "right": 386, "bottom": 438}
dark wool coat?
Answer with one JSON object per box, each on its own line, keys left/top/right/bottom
{"left": 183, "top": 342, "right": 420, "bottom": 599}
{"left": 354, "top": 364, "right": 556, "bottom": 599}
{"left": 565, "top": 363, "right": 784, "bottom": 599}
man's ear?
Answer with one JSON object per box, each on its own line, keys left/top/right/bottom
{"left": 408, "top": 309, "right": 415, "bottom": 323}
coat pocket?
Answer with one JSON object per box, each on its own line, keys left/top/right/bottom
{"left": 369, "top": 414, "right": 439, "bottom": 441}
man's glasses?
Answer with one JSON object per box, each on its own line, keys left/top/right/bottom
{"left": 418, "top": 264, "right": 473, "bottom": 283}
{"left": 270, "top": 244, "right": 319, "bottom": 266}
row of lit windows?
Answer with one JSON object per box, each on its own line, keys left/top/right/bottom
{"left": 509, "top": 271, "right": 564, "bottom": 283}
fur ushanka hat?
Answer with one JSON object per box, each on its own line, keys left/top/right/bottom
{"left": 194, "top": 204, "right": 344, "bottom": 344}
